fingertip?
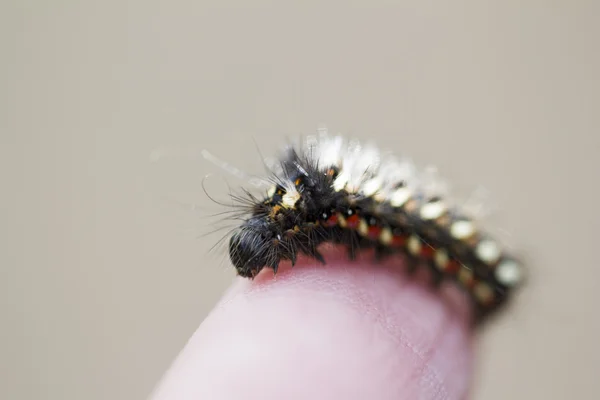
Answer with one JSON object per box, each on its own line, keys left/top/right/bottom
{"left": 151, "top": 249, "right": 474, "bottom": 400}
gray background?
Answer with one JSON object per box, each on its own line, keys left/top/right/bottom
{"left": 2, "top": 1, "right": 598, "bottom": 399}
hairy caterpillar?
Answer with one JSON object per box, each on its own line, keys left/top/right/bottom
{"left": 217, "top": 129, "right": 523, "bottom": 321}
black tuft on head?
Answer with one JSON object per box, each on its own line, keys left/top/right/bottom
{"left": 228, "top": 218, "right": 273, "bottom": 278}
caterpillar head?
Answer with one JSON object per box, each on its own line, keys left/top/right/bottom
{"left": 228, "top": 217, "right": 275, "bottom": 278}
{"left": 228, "top": 162, "right": 339, "bottom": 278}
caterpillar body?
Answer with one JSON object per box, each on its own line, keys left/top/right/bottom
{"left": 224, "top": 130, "right": 523, "bottom": 321}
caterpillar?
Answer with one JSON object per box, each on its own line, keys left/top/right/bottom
{"left": 220, "top": 129, "right": 523, "bottom": 321}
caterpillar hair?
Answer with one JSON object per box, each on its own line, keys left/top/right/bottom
{"left": 216, "top": 129, "right": 524, "bottom": 322}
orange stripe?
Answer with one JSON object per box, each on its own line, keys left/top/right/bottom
{"left": 326, "top": 214, "right": 338, "bottom": 227}
{"left": 392, "top": 234, "right": 407, "bottom": 247}
{"left": 346, "top": 214, "right": 359, "bottom": 228}
{"left": 368, "top": 225, "right": 382, "bottom": 240}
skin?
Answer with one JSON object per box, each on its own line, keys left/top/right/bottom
{"left": 150, "top": 246, "right": 474, "bottom": 400}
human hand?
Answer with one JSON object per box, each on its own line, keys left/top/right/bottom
{"left": 150, "top": 247, "right": 473, "bottom": 399}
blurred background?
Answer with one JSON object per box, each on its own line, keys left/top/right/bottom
{"left": 2, "top": 1, "right": 598, "bottom": 399}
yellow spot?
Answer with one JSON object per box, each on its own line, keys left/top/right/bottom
{"left": 379, "top": 227, "right": 393, "bottom": 245}
{"left": 333, "top": 171, "right": 349, "bottom": 192}
{"left": 407, "top": 235, "right": 422, "bottom": 255}
{"left": 475, "top": 239, "right": 501, "bottom": 265}
{"left": 269, "top": 205, "right": 282, "bottom": 218}
{"left": 434, "top": 249, "right": 449, "bottom": 270}
{"left": 337, "top": 213, "right": 347, "bottom": 228}
{"left": 362, "top": 177, "right": 383, "bottom": 197}
{"left": 390, "top": 187, "right": 412, "bottom": 207}
{"left": 450, "top": 220, "right": 476, "bottom": 240}
{"left": 474, "top": 282, "right": 494, "bottom": 304}
{"left": 420, "top": 201, "right": 447, "bottom": 220}
{"left": 358, "top": 219, "right": 368, "bottom": 236}
{"left": 495, "top": 260, "right": 522, "bottom": 287}
{"left": 282, "top": 190, "right": 300, "bottom": 208}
